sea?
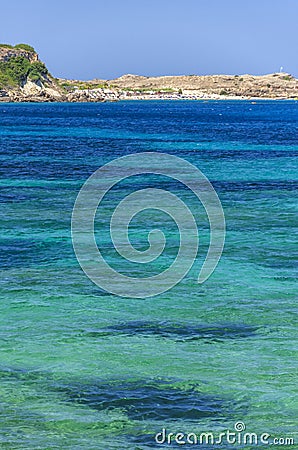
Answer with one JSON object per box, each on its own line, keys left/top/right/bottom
{"left": 0, "top": 100, "right": 297, "bottom": 449}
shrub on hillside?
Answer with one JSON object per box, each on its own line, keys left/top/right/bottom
{"left": 14, "top": 44, "right": 36, "bottom": 53}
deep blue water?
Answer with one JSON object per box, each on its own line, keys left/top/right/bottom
{"left": 0, "top": 100, "right": 297, "bottom": 449}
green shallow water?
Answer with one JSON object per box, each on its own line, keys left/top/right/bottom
{"left": 0, "top": 101, "right": 297, "bottom": 449}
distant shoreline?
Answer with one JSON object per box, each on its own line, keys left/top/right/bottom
{"left": 0, "top": 97, "right": 297, "bottom": 104}
{"left": 1, "top": 45, "right": 298, "bottom": 102}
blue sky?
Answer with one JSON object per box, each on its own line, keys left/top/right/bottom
{"left": 1, "top": 0, "right": 297, "bottom": 79}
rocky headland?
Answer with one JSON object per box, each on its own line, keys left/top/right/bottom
{"left": 1, "top": 44, "right": 298, "bottom": 102}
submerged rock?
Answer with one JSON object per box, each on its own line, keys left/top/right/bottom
{"left": 83, "top": 321, "right": 259, "bottom": 342}
{"left": 55, "top": 378, "right": 230, "bottom": 421}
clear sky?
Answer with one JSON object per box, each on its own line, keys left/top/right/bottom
{"left": 1, "top": 0, "right": 297, "bottom": 80}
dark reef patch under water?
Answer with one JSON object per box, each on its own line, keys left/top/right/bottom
{"left": 0, "top": 368, "right": 234, "bottom": 423}
{"left": 83, "top": 321, "right": 259, "bottom": 342}
{"left": 0, "top": 366, "right": 242, "bottom": 448}
{"left": 55, "top": 379, "right": 231, "bottom": 422}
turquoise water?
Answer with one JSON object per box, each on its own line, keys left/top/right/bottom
{"left": 0, "top": 101, "right": 297, "bottom": 449}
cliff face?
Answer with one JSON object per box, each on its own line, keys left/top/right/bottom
{"left": 0, "top": 47, "right": 38, "bottom": 63}
{"left": 0, "top": 44, "right": 65, "bottom": 102}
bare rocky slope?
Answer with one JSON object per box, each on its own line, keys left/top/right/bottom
{"left": 108, "top": 73, "right": 298, "bottom": 98}
{"left": 1, "top": 44, "right": 298, "bottom": 102}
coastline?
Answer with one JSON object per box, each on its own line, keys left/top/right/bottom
{"left": 0, "top": 96, "right": 296, "bottom": 103}
{"left": 1, "top": 89, "right": 297, "bottom": 103}
{"left": 1, "top": 45, "right": 298, "bottom": 103}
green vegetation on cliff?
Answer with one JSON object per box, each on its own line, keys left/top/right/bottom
{"left": 0, "top": 44, "right": 14, "bottom": 49}
{"left": 0, "top": 43, "right": 49, "bottom": 89}
{"left": 0, "top": 41, "right": 50, "bottom": 90}
{"left": 14, "top": 43, "right": 36, "bottom": 52}
{"left": 0, "top": 56, "right": 48, "bottom": 88}
{"left": 0, "top": 43, "right": 35, "bottom": 52}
